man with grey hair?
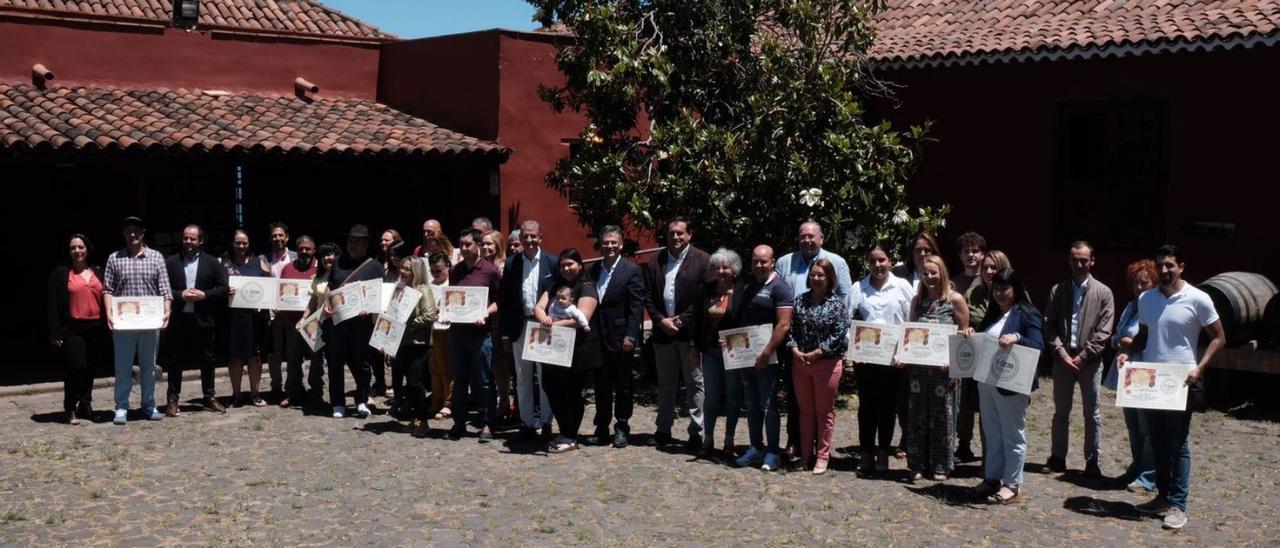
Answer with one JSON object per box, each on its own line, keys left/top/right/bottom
{"left": 472, "top": 217, "right": 494, "bottom": 233}
{"left": 500, "top": 219, "right": 559, "bottom": 440}
{"left": 644, "top": 216, "right": 710, "bottom": 448}
{"left": 773, "top": 220, "right": 852, "bottom": 457}
{"left": 588, "top": 225, "right": 646, "bottom": 447}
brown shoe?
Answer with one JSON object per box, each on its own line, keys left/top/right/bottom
{"left": 164, "top": 402, "right": 180, "bottom": 417}
{"left": 203, "top": 398, "right": 227, "bottom": 414}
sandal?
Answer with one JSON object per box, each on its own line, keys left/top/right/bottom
{"left": 987, "top": 485, "right": 1021, "bottom": 505}
{"left": 251, "top": 396, "right": 267, "bottom": 407}
{"left": 547, "top": 441, "right": 579, "bottom": 454}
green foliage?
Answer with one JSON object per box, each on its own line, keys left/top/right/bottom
{"left": 530, "top": 0, "right": 946, "bottom": 261}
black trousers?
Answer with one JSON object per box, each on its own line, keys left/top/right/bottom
{"left": 856, "top": 365, "right": 902, "bottom": 451}
{"left": 283, "top": 317, "right": 326, "bottom": 400}
{"left": 162, "top": 312, "right": 217, "bottom": 403}
{"left": 592, "top": 348, "right": 634, "bottom": 434}
{"left": 56, "top": 319, "right": 106, "bottom": 413}
{"left": 543, "top": 364, "right": 590, "bottom": 438}
{"left": 781, "top": 352, "right": 800, "bottom": 448}
{"left": 326, "top": 319, "right": 372, "bottom": 407}
{"left": 395, "top": 343, "right": 432, "bottom": 421}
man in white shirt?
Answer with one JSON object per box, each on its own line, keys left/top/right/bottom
{"left": 260, "top": 222, "right": 297, "bottom": 401}
{"left": 1117, "top": 244, "right": 1225, "bottom": 530}
{"left": 499, "top": 220, "right": 558, "bottom": 440}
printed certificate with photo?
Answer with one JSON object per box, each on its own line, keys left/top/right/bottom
{"left": 328, "top": 284, "right": 364, "bottom": 324}
{"left": 846, "top": 321, "right": 904, "bottom": 366}
{"left": 719, "top": 324, "right": 778, "bottom": 370}
{"left": 440, "top": 286, "right": 489, "bottom": 323}
{"left": 382, "top": 285, "right": 423, "bottom": 324}
{"left": 111, "top": 296, "right": 165, "bottom": 330}
{"left": 275, "top": 280, "right": 312, "bottom": 312}
{"left": 368, "top": 314, "right": 406, "bottom": 357}
{"left": 295, "top": 309, "right": 326, "bottom": 352}
{"left": 522, "top": 321, "right": 576, "bottom": 367}
{"left": 1115, "top": 362, "right": 1192, "bottom": 411}
{"left": 894, "top": 322, "right": 957, "bottom": 367}
{"left": 357, "top": 280, "right": 383, "bottom": 316}
{"left": 229, "top": 276, "right": 278, "bottom": 310}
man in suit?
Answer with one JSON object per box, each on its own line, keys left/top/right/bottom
{"left": 645, "top": 216, "right": 710, "bottom": 448}
{"left": 162, "top": 224, "right": 229, "bottom": 416}
{"left": 588, "top": 225, "right": 646, "bottom": 448}
{"left": 500, "top": 219, "right": 559, "bottom": 440}
{"left": 1042, "top": 241, "right": 1115, "bottom": 477}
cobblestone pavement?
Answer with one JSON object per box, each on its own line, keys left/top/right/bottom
{"left": 1, "top": 371, "right": 1278, "bottom": 546}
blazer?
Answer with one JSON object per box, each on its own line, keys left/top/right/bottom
{"left": 499, "top": 249, "right": 559, "bottom": 341}
{"left": 1044, "top": 274, "right": 1115, "bottom": 365}
{"left": 47, "top": 265, "right": 104, "bottom": 342}
{"left": 643, "top": 245, "right": 711, "bottom": 343}
{"left": 980, "top": 301, "right": 1046, "bottom": 393}
{"left": 588, "top": 257, "right": 646, "bottom": 352}
{"left": 165, "top": 251, "right": 229, "bottom": 327}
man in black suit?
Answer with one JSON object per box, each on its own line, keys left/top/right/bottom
{"left": 644, "top": 216, "right": 710, "bottom": 447}
{"left": 588, "top": 225, "right": 646, "bottom": 448}
{"left": 500, "top": 219, "right": 559, "bottom": 440}
{"left": 162, "top": 224, "right": 229, "bottom": 416}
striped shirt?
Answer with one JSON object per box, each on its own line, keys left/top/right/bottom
{"left": 103, "top": 247, "right": 173, "bottom": 299}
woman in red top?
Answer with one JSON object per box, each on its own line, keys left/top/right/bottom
{"left": 47, "top": 234, "right": 107, "bottom": 425}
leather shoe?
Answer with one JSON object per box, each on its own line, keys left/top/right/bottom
{"left": 612, "top": 429, "right": 629, "bottom": 448}
{"left": 164, "top": 402, "right": 180, "bottom": 417}
{"left": 1084, "top": 459, "right": 1103, "bottom": 479}
{"left": 203, "top": 398, "right": 227, "bottom": 414}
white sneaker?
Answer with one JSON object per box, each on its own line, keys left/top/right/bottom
{"left": 1163, "top": 508, "right": 1188, "bottom": 530}
{"left": 355, "top": 403, "right": 371, "bottom": 418}
{"left": 113, "top": 409, "right": 127, "bottom": 425}
{"left": 332, "top": 406, "right": 346, "bottom": 418}
{"left": 146, "top": 408, "right": 163, "bottom": 421}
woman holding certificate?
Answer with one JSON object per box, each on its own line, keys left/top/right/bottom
{"left": 968, "top": 268, "right": 1043, "bottom": 504}
{"left": 848, "top": 244, "right": 914, "bottom": 475}
{"left": 224, "top": 229, "right": 274, "bottom": 407}
{"left": 532, "top": 249, "right": 600, "bottom": 453}
{"left": 48, "top": 234, "right": 107, "bottom": 425}
{"left": 427, "top": 253, "right": 455, "bottom": 421}
{"left": 1107, "top": 259, "right": 1158, "bottom": 493}
{"left": 690, "top": 248, "right": 744, "bottom": 458}
{"left": 786, "top": 259, "right": 850, "bottom": 475}
{"left": 389, "top": 256, "right": 438, "bottom": 438}
{"left": 900, "top": 255, "right": 969, "bottom": 482}
{"left": 480, "top": 230, "right": 515, "bottom": 422}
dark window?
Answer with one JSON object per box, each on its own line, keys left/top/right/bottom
{"left": 1053, "top": 98, "right": 1169, "bottom": 247}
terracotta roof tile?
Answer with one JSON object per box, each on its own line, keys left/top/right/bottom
{"left": 870, "top": 0, "right": 1280, "bottom": 64}
{"left": 0, "top": 0, "right": 394, "bottom": 41}
{"left": 0, "top": 84, "right": 508, "bottom": 158}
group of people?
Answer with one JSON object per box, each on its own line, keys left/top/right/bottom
{"left": 47, "top": 214, "right": 1225, "bottom": 530}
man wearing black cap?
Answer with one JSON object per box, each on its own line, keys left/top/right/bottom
{"left": 161, "top": 224, "right": 228, "bottom": 416}
{"left": 102, "top": 216, "right": 172, "bottom": 425}
{"left": 323, "top": 224, "right": 382, "bottom": 418}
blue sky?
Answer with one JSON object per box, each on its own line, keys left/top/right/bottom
{"left": 322, "top": 0, "right": 540, "bottom": 39}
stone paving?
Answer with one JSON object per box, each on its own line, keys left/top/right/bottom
{"left": 1, "top": 371, "right": 1278, "bottom": 546}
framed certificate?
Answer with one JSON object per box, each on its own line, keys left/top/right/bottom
{"left": 328, "top": 284, "right": 364, "bottom": 325}
{"left": 112, "top": 296, "right": 164, "bottom": 330}
{"left": 522, "top": 321, "right": 576, "bottom": 367}
{"left": 1115, "top": 362, "right": 1192, "bottom": 411}
{"left": 296, "top": 309, "right": 326, "bottom": 352}
{"left": 719, "top": 324, "right": 778, "bottom": 370}
{"left": 967, "top": 337, "right": 1041, "bottom": 395}
{"left": 368, "top": 314, "right": 406, "bottom": 358}
{"left": 440, "top": 286, "right": 489, "bottom": 323}
{"left": 846, "top": 321, "right": 904, "bottom": 366}
{"left": 894, "top": 322, "right": 957, "bottom": 367}
{"left": 229, "top": 276, "right": 278, "bottom": 310}
{"left": 275, "top": 279, "right": 312, "bottom": 312}
{"left": 383, "top": 285, "right": 422, "bottom": 324}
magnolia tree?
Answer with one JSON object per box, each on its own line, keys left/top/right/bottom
{"left": 529, "top": 0, "right": 947, "bottom": 264}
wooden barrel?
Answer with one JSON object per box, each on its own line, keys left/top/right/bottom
{"left": 1265, "top": 297, "right": 1280, "bottom": 348}
{"left": 1198, "top": 272, "right": 1278, "bottom": 347}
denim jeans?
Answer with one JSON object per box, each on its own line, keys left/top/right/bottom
{"left": 741, "top": 362, "right": 781, "bottom": 454}
{"left": 1123, "top": 406, "right": 1156, "bottom": 490}
{"left": 1146, "top": 408, "right": 1193, "bottom": 511}
{"left": 449, "top": 329, "right": 495, "bottom": 429}
{"left": 978, "top": 382, "right": 1029, "bottom": 487}
{"left": 700, "top": 350, "right": 741, "bottom": 446}
{"left": 113, "top": 329, "right": 159, "bottom": 411}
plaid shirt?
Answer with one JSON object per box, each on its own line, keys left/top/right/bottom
{"left": 104, "top": 246, "right": 173, "bottom": 299}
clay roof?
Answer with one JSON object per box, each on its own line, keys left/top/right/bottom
{"left": 0, "top": 83, "right": 507, "bottom": 158}
{"left": 0, "top": 0, "right": 395, "bottom": 42}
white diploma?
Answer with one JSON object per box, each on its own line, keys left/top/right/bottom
{"left": 894, "top": 322, "right": 957, "bottom": 367}
{"left": 295, "top": 309, "right": 326, "bottom": 352}
{"left": 229, "top": 276, "right": 278, "bottom": 310}
{"left": 440, "top": 286, "right": 489, "bottom": 323}
{"left": 328, "top": 284, "right": 364, "bottom": 325}
{"left": 719, "top": 324, "right": 778, "bottom": 370}
{"left": 383, "top": 285, "right": 422, "bottom": 324}
{"left": 368, "top": 314, "right": 406, "bottom": 358}
{"left": 522, "top": 321, "right": 576, "bottom": 367}
{"left": 111, "top": 296, "right": 164, "bottom": 330}
{"left": 275, "top": 279, "right": 312, "bottom": 312}
{"left": 846, "top": 321, "right": 904, "bottom": 366}
{"left": 962, "top": 334, "right": 1042, "bottom": 395}
{"left": 1115, "top": 362, "right": 1192, "bottom": 411}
